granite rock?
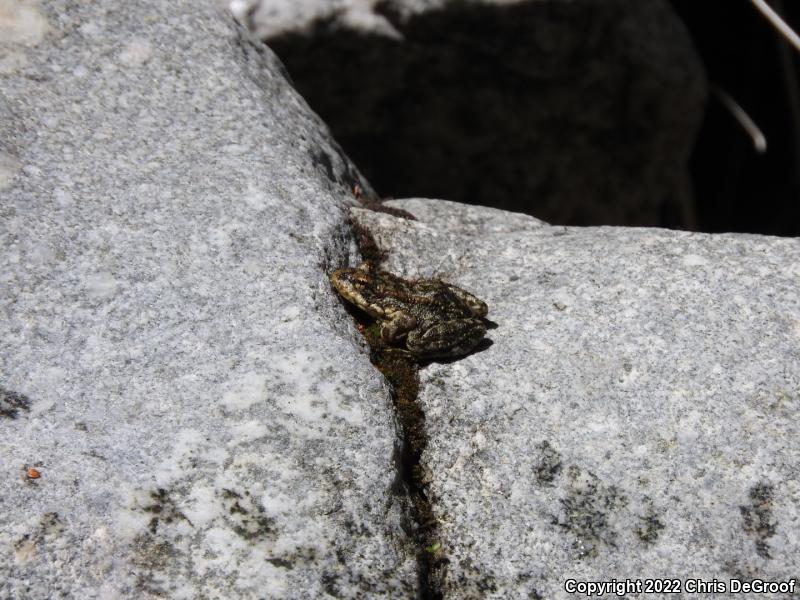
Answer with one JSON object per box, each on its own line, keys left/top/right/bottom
{"left": 0, "top": 1, "right": 415, "bottom": 598}
{"left": 241, "top": 0, "right": 707, "bottom": 228}
{"left": 3, "top": 0, "right": 797, "bottom": 598}
{"left": 352, "top": 198, "right": 800, "bottom": 598}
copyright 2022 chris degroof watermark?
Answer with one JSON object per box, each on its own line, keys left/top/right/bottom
{"left": 565, "top": 577, "right": 797, "bottom": 596}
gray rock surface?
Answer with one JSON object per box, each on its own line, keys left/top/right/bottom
{"left": 3, "top": 0, "right": 797, "bottom": 598}
{"left": 353, "top": 199, "right": 800, "bottom": 599}
{"left": 384, "top": 198, "right": 547, "bottom": 236}
{"left": 241, "top": 0, "right": 706, "bottom": 228}
{"left": 0, "top": 1, "right": 416, "bottom": 598}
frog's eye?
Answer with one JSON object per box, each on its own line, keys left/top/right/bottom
{"left": 350, "top": 274, "right": 372, "bottom": 288}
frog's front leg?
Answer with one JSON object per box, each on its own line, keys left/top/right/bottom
{"left": 381, "top": 309, "right": 417, "bottom": 345}
{"left": 406, "top": 318, "right": 487, "bottom": 358}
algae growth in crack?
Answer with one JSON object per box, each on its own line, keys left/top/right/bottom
{"left": 330, "top": 218, "right": 454, "bottom": 598}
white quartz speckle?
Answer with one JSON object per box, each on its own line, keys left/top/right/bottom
{"left": 84, "top": 271, "right": 119, "bottom": 299}
{"left": 118, "top": 38, "right": 152, "bottom": 67}
{"left": 0, "top": 0, "right": 49, "bottom": 46}
{"left": 0, "top": 153, "right": 22, "bottom": 190}
{"left": 682, "top": 253, "right": 709, "bottom": 267}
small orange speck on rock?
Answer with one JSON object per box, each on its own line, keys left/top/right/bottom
{"left": 26, "top": 468, "right": 41, "bottom": 479}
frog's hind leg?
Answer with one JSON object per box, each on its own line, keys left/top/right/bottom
{"left": 381, "top": 310, "right": 417, "bottom": 345}
{"left": 406, "top": 318, "right": 487, "bottom": 359}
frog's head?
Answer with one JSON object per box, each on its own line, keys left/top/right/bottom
{"left": 330, "top": 267, "right": 367, "bottom": 299}
{"left": 464, "top": 296, "right": 488, "bottom": 318}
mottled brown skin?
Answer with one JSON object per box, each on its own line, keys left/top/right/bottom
{"left": 330, "top": 263, "right": 488, "bottom": 359}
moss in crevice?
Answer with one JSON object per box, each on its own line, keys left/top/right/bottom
{"left": 335, "top": 220, "right": 445, "bottom": 599}
{"left": 374, "top": 344, "right": 446, "bottom": 599}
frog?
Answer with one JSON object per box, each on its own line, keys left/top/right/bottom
{"left": 330, "top": 262, "right": 489, "bottom": 360}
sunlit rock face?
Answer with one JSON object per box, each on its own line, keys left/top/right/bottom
{"left": 0, "top": 1, "right": 414, "bottom": 597}
{"left": 352, "top": 198, "right": 800, "bottom": 598}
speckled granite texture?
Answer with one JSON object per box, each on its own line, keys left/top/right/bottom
{"left": 2, "top": 0, "right": 798, "bottom": 598}
{"left": 361, "top": 199, "right": 800, "bottom": 599}
{"left": 0, "top": 1, "right": 415, "bottom": 598}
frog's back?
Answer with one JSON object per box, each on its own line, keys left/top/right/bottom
{"left": 408, "top": 282, "right": 476, "bottom": 325}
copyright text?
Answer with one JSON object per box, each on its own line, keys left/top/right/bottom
{"left": 564, "top": 578, "right": 797, "bottom": 596}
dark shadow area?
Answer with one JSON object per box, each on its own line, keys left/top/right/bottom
{"left": 265, "top": 0, "right": 800, "bottom": 235}
{"left": 421, "top": 336, "right": 494, "bottom": 367}
{"left": 266, "top": 0, "right": 706, "bottom": 229}
{"left": 670, "top": 0, "right": 800, "bottom": 236}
